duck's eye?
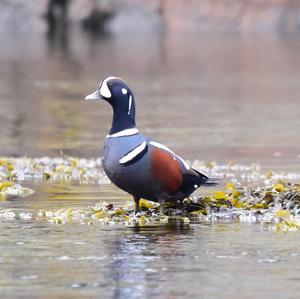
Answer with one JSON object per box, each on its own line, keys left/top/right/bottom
{"left": 122, "top": 88, "right": 128, "bottom": 95}
{"left": 108, "top": 82, "right": 113, "bottom": 88}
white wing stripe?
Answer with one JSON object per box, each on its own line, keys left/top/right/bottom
{"left": 119, "top": 141, "right": 147, "bottom": 164}
{"left": 150, "top": 141, "right": 190, "bottom": 169}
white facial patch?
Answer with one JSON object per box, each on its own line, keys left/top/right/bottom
{"left": 122, "top": 88, "right": 127, "bottom": 95}
{"left": 99, "top": 76, "right": 118, "bottom": 98}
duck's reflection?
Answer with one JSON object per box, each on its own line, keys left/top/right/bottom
{"left": 109, "top": 219, "right": 192, "bottom": 298}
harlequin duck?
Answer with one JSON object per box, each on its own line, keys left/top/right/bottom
{"left": 85, "top": 76, "right": 217, "bottom": 214}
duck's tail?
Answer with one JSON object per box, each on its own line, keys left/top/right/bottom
{"left": 193, "top": 169, "right": 220, "bottom": 187}
{"left": 202, "top": 177, "right": 220, "bottom": 187}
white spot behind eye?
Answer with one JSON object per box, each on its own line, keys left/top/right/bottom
{"left": 122, "top": 88, "right": 128, "bottom": 95}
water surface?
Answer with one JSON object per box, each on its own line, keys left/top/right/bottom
{"left": 0, "top": 31, "right": 299, "bottom": 167}
{"left": 2, "top": 209, "right": 300, "bottom": 299}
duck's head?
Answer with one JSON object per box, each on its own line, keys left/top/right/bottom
{"left": 85, "top": 76, "right": 136, "bottom": 134}
{"left": 85, "top": 76, "right": 134, "bottom": 114}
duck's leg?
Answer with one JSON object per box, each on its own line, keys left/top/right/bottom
{"left": 159, "top": 199, "right": 165, "bottom": 215}
{"left": 134, "top": 196, "right": 140, "bottom": 214}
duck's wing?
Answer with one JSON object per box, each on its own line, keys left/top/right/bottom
{"left": 150, "top": 143, "right": 183, "bottom": 194}
{"left": 149, "top": 141, "right": 218, "bottom": 195}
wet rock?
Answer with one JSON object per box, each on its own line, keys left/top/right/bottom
{"left": 0, "top": 157, "right": 109, "bottom": 183}
{"left": 0, "top": 181, "right": 34, "bottom": 200}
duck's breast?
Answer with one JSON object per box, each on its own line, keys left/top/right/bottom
{"left": 102, "top": 134, "right": 160, "bottom": 197}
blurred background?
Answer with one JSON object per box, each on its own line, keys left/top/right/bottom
{"left": 0, "top": 0, "right": 300, "bottom": 169}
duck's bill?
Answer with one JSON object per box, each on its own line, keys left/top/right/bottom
{"left": 85, "top": 89, "right": 101, "bottom": 100}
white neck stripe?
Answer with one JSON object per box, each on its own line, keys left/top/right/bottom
{"left": 128, "top": 95, "right": 132, "bottom": 115}
{"left": 107, "top": 128, "right": 139, "bottom": 138}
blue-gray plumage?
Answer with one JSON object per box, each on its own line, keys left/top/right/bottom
{"left": 85, "top": 76, "right": 217, "bottom": 214}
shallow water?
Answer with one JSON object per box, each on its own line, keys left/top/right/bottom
{"left": 0, "top": 29, "right": 300, "bottom": 298}
{"left": 2, "top": 205, "right": 300, "bottom": 299}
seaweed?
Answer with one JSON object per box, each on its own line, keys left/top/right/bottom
{"left": 0, "top": 157, "right": 300, "bottom": 231}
